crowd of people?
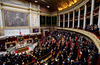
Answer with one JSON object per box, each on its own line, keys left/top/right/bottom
{"left": 0, "top": 31, "right": 99, "bottom": 65}
{"left": 85, "top": 24, "right": 99, "bottom": 35}
{"left": 0, "top": 45, "right": 5, "bottom": 52}
{"left": 48, "top": 31, "right": 99, "bottom": 65}
{"left": 74, "top": 24, "right": 99, "bottom": 35}
{"left": 33, "top": 36, "right": 56, "bottom": 59}
{"left": 0, "top": 52, "right": 33, "bottom": 65}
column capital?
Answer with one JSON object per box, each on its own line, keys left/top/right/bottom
{"left": 29, "top": 26, "right": 32, "bottom": 28}
{"left": 29, "top": 10, "right": 32, "bottom": 13}
{"left": 78, "top": 8, "right": 80, "bottom": 10}
{"left": 84, "top": 3, "right": 86, "bottom": 6}
{"left": 38, "top": 13, "right": 40, "bottom": 15}
{"left": 29, "top": 12, "right": 32, "bottom": 13}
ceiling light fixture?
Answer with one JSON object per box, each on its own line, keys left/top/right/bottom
{"left": 34, "top": 0, "right": 38, "bottom": 3}
{"left": 47, "top": 6, "right": 50, "bottom": 8}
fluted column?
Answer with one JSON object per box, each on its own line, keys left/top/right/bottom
{"left": 29, "top": 2, "right": 32, "bottom": 33}
{"left": 68, "top": 12, "right": 70, "bottom": 27}
{"left": 73, "top": 11, "right": 75, "bottom": 28}
{"left": 83, "top": 4, "right": 87, "bottom": 29}
{"left": 58, "top": 15, "right": 60, "bottom": 27}
{"left": 63, "top": 14, "right": 65, "bottom": 27}
{"left": 90, "top": 0, "right": 94, "bottom": 25}
{"left": 78, "top": 8, "right": 80, "bottom": 28}
{"left": 0, "top": 4, "right": 3, "bottom": 29}
{"left": 98, "top": 4, "right": 100, "bottom": 30}
{"left": 38, "top": 13, "right": 40, "bottom": 32}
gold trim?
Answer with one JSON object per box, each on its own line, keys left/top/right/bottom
{"left": 84, "top": 3, "right": 86, "bottom": 6}
{"left": 29, "top": 12, "right": 32, "bottom": 13}
{"left": 0, "top": 7, "right": 2, "bottom": 9}
{"left": 30, "top": 26, "right": 32, "bottom": 28}
{"left": 0, "top": 27, "right": 3, "bottom": 29}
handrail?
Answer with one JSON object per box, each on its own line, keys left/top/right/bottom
{"left": 57, "top": 27, "right": 100, "bottom": 54}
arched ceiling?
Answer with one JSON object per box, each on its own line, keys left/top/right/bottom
{"left": 25, "top": 0, "right": 80, "bottom": 12}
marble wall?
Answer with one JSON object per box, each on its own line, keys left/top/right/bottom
{"left": 4, "top": 28, "right": 30, "bottom": 36}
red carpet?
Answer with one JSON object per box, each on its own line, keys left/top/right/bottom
{"left": 96, "top": 55, "right": 100, "bottom": 65}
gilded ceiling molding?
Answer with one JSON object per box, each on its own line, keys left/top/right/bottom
{"left": 57, "top": 0, "right": 89, "bottom": 15}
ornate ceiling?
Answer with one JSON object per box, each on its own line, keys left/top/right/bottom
{"left": 25, "top": 0, "right": 80, "bottom": 12}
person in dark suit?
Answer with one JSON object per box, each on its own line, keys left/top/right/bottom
{"left": 82, "top": 58, "right": 88, "bottom": 65}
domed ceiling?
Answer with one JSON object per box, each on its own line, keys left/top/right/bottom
{"left": 25, "top": 0, "right": 81, "bottom": 12}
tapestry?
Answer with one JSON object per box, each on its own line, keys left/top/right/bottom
{"left": 4, "top": 10, "right": 28, "bottom": 27}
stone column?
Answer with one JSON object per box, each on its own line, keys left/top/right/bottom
{"left": 68, "top": 12, "right": 70, "bottom": 27}
{"left": 38, "top": 13, "right": 40, "bottom": 32}
{"left": 90, "top": 0, "right": 94, "bottom": 25}
{"left": 78, "top": 8, "right": 80, "bottom": 28}
{"left": 83, "top": 4, "right": 87, "bottom": 29}
{"left": 73, "top": 11, "right": 75, "bottom": 28}
{"left": 29, "top": 2, "right": 32, "bottom": 33}
{"left": 0, "top": 4, "right": 3, "bottom": 29}
{"left": 98, "top": 4, "right": 100, "bottom": 30}
{"left": 63, "top": 14, "right": 65, "bottom": 27}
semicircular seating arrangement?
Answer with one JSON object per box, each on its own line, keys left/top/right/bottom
{"left": 0, "top": 29, "right": 99, "bottom": 65}
{"left": 27, "top": 30, "right": 99, "bottom": 65}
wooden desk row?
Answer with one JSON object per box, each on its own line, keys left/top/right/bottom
{"left": 5, "top": 38, "right": 33, "bottom": 49}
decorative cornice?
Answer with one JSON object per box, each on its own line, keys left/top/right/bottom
{"left": 0, "top": 27, "right": 4, "bottom": 29}
{"left": 2, "top": 2, "right": 40, "bottom": 12}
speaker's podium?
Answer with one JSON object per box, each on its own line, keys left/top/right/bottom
{"left": 15, "top": 36, "right": 29, "bottom": 53}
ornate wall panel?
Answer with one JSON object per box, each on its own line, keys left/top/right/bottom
{"left": 4, "top": 28, "right": 30, "bottom": 36}
{"left": 3, "top": 10, "right": 29, "bottom": 27}
{"left": 31, "top": 13, "right": 38, "bottom": 27}
{"left": 0, "top": 29, "right": 4, "bottom": 36}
